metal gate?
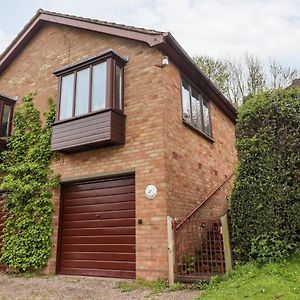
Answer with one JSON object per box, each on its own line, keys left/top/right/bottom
{"left": 172, "top": 174, "right": 234, "bottom": 282}
{"left": 174, "top": 219, "right": 225, "bottom": 281}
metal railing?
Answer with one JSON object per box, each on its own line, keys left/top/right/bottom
{"left": 173, "top": 174, "right": 234, "bottom": 282}
{"left": 174, "top": 219, "right": 225, "bottom": 281}
{"left": 175, "top": 173, "right": 234, "bottom": 230}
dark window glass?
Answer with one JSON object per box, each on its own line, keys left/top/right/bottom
{"left": 182, "top": 79, "right": 191, "bottom": 122}
{"left": 60, "top": 74, "right": 74, "bottom": 120}
{"left": 75, "top": 68, "right": 90, "bottom": 116}
{"left": 1, "top": 104, "right": 11, "bottom": 137}
{"left": 115, "top": 64, "right": 122, "bottom": 110}
{"left": 203, "top": 99, "right": 211, "bottom": 135}
{"left": 57, "top": 53, "right": 125, "bottom": 121}
{"left": 92, "top": 62, "right": 107, "bottom": 111}
{"left": 181, "top": 77, "right": 212, "bottom": 138}
{"left": 191, "top": 87, "right": 202, "bottom": 130}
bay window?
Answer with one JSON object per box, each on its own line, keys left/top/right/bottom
{"left": 51, "top": 50, "right": 127, "bottom": 153}
{"left": 54, "top": 50, "right": 126, "bottom": 121}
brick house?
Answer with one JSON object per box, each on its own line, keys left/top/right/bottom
{"left": 0, "top": 10, "right": 236, "bottom": 280}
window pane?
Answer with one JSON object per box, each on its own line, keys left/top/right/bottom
{"left": 115, "top": 65, "right": 122, "bottom": 110}
{"left": 92, "top": 62, "right": 107, "bottom": 111}
{"left": 182, "top": 79, "right": 191, "bottom": 122}
{"left": 1, "top": 104, "right": 11, "bottom": 137}
{"left": 191, "top": 87, "right": 202, "bottom": 130}
{"left": 75, "top": 68, "right": 90, "bottom": 116}
{"left": 203, "top": 99, "right": 211, "bottom": 136}
{"left": 60, "top": 74, "right": 74, "bottom": 120}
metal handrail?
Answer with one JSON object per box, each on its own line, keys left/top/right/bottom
{"left": 175, "top": 173, "right": 234, "bottom": 230}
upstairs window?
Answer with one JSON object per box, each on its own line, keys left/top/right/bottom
{"left": 0, "top": 95, "right": 15, "bottom": 137}
{"left": 181, "top": 77, "right": 212, "bottom": 137}
{"left": 54, "top": 50, "right": 127, "bottom": 121}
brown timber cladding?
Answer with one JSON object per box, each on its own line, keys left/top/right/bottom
{"left": 51, "top": 109, "right": 126, "bottom": 153}
{"left": 57, "top": 174, "right": 136, "bottom": 279}
{"left": 0, "top": 195, "right": 5, "bottom": 271}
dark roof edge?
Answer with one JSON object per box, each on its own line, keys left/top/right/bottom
{"left": 0, "top": 9, "right": 165, "bottom": 73}
{"left": 0, "top": 10, "right": 42, "bottom": 72}
{"left": 157, "top": 33, "right": 236, "bottom": 122}
{"left": 37, "top": 9, "right": 164, "bottom": 35}
{"left": 0, "top": 9, "right": 236, "bottom": 121}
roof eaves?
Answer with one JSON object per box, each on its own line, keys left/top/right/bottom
{"left": 0, "top": 10, "right": 42, "bottom": 69}
{"left": 156, "top": 33, "right": 237, "bottom": 122}
{"left": 0, "top": 9, "right": 166, "bottom": 74}
{"left": 38, "top": 12, "right": 165, "bottom": 46}
{"left": 38, "top": 9, "right": 164, "bottom": 35}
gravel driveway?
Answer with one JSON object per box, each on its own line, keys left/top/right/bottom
{"left": 0, "top": 273, "right": 200, "bottom": 300}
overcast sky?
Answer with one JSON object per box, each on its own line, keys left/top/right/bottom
{"left": 1, "top": 0, "right": 300, "bottom": 68}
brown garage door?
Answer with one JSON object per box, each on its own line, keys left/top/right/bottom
{"left": 0, "top": 194, "right": 5, "bottom": 271}
{"left": 57, "top": 174, "right": 136, "bottom": 279}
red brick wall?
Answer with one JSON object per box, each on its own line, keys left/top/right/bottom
{"left": 0, "top": 22, "right": 237, "bottom": 280}
{"left": 161, "top": 62, "right": 237, "bottom": 221}
{"left": 0, "top": 23, "right": 169, "bottom": 280}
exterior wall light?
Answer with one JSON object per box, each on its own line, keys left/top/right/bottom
{"left": 161, "top": 56, "right": 169, "bottom": 67}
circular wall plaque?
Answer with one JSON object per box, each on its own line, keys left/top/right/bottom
{"left": 145, "top": 185, "right": 158, "bottom": 200}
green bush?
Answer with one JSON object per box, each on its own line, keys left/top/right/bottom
{"left": 250, "top": 232, "right": 294, "bottom": 264}
{"left": 0, "top": 94, "right": 59, "bottom": 271}
{"left": 230, "top": 88, "right": 300, "bottom": 263}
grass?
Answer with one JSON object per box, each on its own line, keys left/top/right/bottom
{"left": 197, "top": 251, "right": 300, "bottom": 300}
{"left": 116, "top": 279, "right": 187, "bottom": 294}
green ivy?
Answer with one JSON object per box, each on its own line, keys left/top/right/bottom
{"left": 230, "top": 88, "right": 300, "bottom": 263}
{"left": 0, "top": 94, "right": 59, "bottom": 271}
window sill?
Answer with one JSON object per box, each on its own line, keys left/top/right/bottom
{"left": 54, "top": 108, "right": 125, "bottom": 125}
{"left": 183, "top": 120, "right": 214, "bottom": 143}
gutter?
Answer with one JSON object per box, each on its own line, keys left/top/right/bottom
{"left": 154, "top": 32, "right": 237, "bottom": 122}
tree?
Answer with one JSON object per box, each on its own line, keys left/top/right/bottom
{"left": 230, "top": 88, "right": 300, "bottom": 263}
{"left": 269, "top": 60, "right": 299, "bottom": 89}
{"left": 245, "top": 54, "right": 266, "bottom": 97}
{"left": 194, "top": 53, "right": 300, "bottom": 106}
{"left": 193, "top": 55, "right": 230, "bottom": 96}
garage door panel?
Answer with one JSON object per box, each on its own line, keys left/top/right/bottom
{"left": 61, "top": 260, "right": 135, "bottom": 271}
{"left": 62, "top": 218, "right": 135, "bottom": 229}
{"left": 63, "top": 210, "right": 135, "bottom": 221}
{"left": 64, "top": 186, "right": 135, "bottom": 200}
{"left": 60, "top": 268, "right": 136, "bottom": 279}
{"left": 63, "top": 235, "right": 135, "bottom": 245}
{"left": 63, "top": 227, "right": 135, "bottom": 236}
{"left": 63, "top": 201, "right": 135, "bottom": 214}
{"left": 61, "top": 252, "right": 136, "bottom": 261}
{"left": 61, "top": 244, "right": 135, "bottom": 253}
{"left": 65, "top": 177, "right": 135, "bottom": 192}
{"left": 64, "top": 193, "right": 135, "bottom": 207}
{"left": 58, "top": 174, "right": 136, "bottom": 278}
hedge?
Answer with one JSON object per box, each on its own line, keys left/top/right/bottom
{"left": 230, "top": 88, "right": 300, "bottom": 263}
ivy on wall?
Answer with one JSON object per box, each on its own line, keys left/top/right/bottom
{"left": 0, "top": 94, "right": 59, "bottom": 271}
{"left": 230, "top": 88, "right": 300, "bottom": 263}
